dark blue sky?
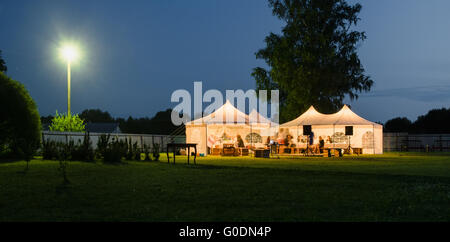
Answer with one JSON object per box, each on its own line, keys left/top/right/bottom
{"left": 1, "top": 0, "right": 449, "bottom": 123}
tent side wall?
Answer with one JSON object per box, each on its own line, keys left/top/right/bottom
{"left": 185, "top": 124, "right": 207, "bottom": 156}
{"left": 206, "top": 124, "right": 270, "bottom": 149}
{"left": 374, "top": 125, "right": 383, "bottom": 154}
{"left": 280, "top": 124, "right": 383, "bottom": 154}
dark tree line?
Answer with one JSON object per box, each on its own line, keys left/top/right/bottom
{"left": 42, "top": 108, "right": 183, "bottom": 135}
{"left": 117, "top": 109, "right": 183, "bottom": 135}
{"left": 384, "top": 108, "right": 450, "bottom": 134}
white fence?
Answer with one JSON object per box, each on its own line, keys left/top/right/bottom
{"left": 42, "top": 131, "right": 450, "bottom": 153}
{"left": 384, "top": 133, "right": 450, "bottom": 152}
{"left": 42, "top": 131, "right": 186, "bottom": 150}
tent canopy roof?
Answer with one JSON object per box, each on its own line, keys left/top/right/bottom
{"left": 281, "top": 105, "right": 382, "bottom": 127}
{"left": 186, "top": 100, "right": 275, "bottom": 125}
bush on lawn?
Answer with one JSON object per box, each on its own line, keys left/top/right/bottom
{"left": 55, "top": 141, "right": 71, "bottom": 184}
{"left": 152, "top": 143, "right": 160, "bottom": 161}
{"left": 42, "top": 133, "right": 94, "bottom": 162}
{"left": 102, "top": 137, "right": 126, "bottom": 163}
{"left": 71, "top": 132, "right": 95, "bottom": 162}
{"left": 42, "top": 138, "right": 58, "bottom": 160}
{"left": 96, "top": 134, "right": 110, "bottom": 159}
{"left": 125, "top": 138, "right": 141, "bottom": 161}
{"left": 142, "top": 143, "right": 152, "bottom": 161}
{"left": 96, "top": 135, "right": 127, "bottom": 163}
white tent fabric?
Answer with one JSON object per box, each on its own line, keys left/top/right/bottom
{"left": 281, "top": 105, "right": 382, "bottom": 127}
{"left": 186, "top": 100, "right": 249, "bottom": 125}
{"left": 186, "top": 102, "right": 383, "bottom": 155}
{"left": 281, "top": 106, "right": 329, "bottom": 126}
{"left": 280, "top": 105, "right": 383, "bottom": 154}
{"left": 186, "top": 101, "right": 275, "bottom": 155}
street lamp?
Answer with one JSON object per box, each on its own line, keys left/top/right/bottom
{"left": 60, "top": 44, "right": 79, "bottom": 115}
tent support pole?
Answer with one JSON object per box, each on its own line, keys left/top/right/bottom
{"left": 333, "top": 124, "right": 335, "bottom": 157}
{"left": 373, "top": 124, "right": 375, "bottom": 154}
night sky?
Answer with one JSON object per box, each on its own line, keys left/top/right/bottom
{"left": 1, "top": 0, "right": 449, "bottom": 123}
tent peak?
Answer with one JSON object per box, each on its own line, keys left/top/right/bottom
{"left": 306, "top": 105, "right": 321, "bottom": 114}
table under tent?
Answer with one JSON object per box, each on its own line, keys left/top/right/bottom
{"left": 185, "top": 100, "right": 277, "bottom": 156}
{"left": 279, "top": 105, "right": 383, "bottom": 155}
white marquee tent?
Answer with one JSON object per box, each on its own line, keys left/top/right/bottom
{"left": 280, "top": 105, "right": 383, "bottom": 154}
{"left": 185, "top": 100, "right": 277, "bottom": 155}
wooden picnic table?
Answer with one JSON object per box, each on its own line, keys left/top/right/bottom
{"left": 166, "top": 143, "right": 197, "bottom": 164}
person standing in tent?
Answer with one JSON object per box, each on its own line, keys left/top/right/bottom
{"left": 308, "top": 131, "right": 315, "bottom": 154}
{"left": 236, "top": 135, "right": 245, "bottom": 148}
{"left": 318, "top": 136, "right": 325, "bottom": 153}
{"left": 309, "top": 131, "right": 314, "bottom": 146}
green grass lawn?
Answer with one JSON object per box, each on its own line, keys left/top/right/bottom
{"left": 1, "top": 152, "right": 450, "bottom": 221}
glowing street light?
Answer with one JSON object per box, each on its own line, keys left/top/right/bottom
{"left": 59, "top": 44, "right": 79, "bottom": 115}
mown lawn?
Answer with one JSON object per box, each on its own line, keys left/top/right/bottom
{"left": 1, "top": 152, "right": 449, "bottom": 221}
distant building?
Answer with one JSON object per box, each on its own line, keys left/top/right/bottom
{"left": 85, "top": 122, "right": 121, "bottom": 133}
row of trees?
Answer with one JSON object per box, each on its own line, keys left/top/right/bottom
{"left": 384, "top": 108, "right": 450, "bottom": 134}
{"left": 41, "top": 108, "right": 182, "bottom": 135}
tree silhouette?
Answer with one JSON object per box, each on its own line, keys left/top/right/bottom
{"left": 411, "top": 108, "right": 450, "bottom": 134}
{"left": 385, "top": 108, "right": 450, "bottom": 134}
{"left": 0, "top": 50, "right": 7, "bottom": 73}
{"left": 79, "top": 109, "right": 114, "bottom": 123}
{"left": 253, "top": 0, "right": 373, "bottom": 122}
{"left": 384, "top": 117, "right": 412, "bottom": 133}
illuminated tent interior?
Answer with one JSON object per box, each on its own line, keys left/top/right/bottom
{"left": 280, "top": 105, "right": 383, "bottom": 154}
{"left": 185, "top": 100, "right": 277, "bottom": 156}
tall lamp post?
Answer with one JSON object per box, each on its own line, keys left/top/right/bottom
{"left": 60, "top": 45, "right": 79, "bottom": 115}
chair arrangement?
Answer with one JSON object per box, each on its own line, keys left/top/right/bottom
{"left": 211, "top": 144, "right": 250, "bottom": 156}
{"left": 273, "top": 143, "right": 362, "bottom": 157}
{"left": 208, "top": 143, "right": 362, "bottom": 157}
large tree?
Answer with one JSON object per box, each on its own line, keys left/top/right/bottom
{"left": 0, "top": 72, "right": 41, "bottom": 168}
{"left": 253, "top": 0, "right": 373, "bottom": 122}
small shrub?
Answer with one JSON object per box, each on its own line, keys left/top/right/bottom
{"left": 102, "top": 137, "right": 124, "bottom": 163}
{"left": 96, "top": 134, "right": 110, "bottom": 159}
{"left": 125, "top": 138, "right": 134, "bottom": 160}
{"left": 75, "top": 132, "right": 94, "bottom": 162}
{"left": 117, "top": 138, "right": 128, "bottom": 158}
{"left": 143, "top": 143, "right": 151, "bottom": 161}
{"left": 125, "top": 138, "right": 141, "bottom": 161}
{"left": 42, "top": 139, "right": 58, "bottom": 160}
{"left": 152, "top": 143, "right": 160, "bottom": 161}
{"left": 133, "top": 142, "right": 141, "bottom": 161}
{"left": 55, "top": 141, "right": 71, "bottom": 184}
